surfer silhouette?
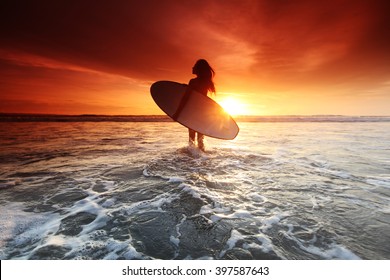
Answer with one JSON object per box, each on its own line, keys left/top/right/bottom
{"left": 172, "top": 59, "right": 216, "bottom": 151}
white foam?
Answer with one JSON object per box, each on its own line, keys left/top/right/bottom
{"left": 219, "top": 229, "right": 244, "bottom": 258}
{"left": 1, "top": 204, "right": 60, "bottom": 246}
{"left": 199, "top": 205, "right": 214, "bottom": 215}
{"left": 260, "top": 212, "right": 289, "bottom": 231}
{"left": 142, "top": 168, "right": 150, "bottom": 177}
{"left": 0, "top": 202, "right": 61, "bottom": 259}
{"left": 367, "top": 178, "right": 390, "bottom": 188}
{"left": 227, "top": 230, "right": 243, "bottom": 249}
{"left": 298, "top": 242, "right": 361, "bottom": 260}
{"left": 254, "top": 232, "right": 274, "bottom": 253}
{"left": 80, "top": 215, "right": 108, "bottom": 235}
{"left": 210, "top": 210, "right": 253, "bottom": 222}
{"left": 248, "top": 193, "right": 268, "bottom": 203}
{"left": 200, "top": 204, "right": 232, "bottom": 215}
{"left": 122, "top": 192, "right": 180, "bottom": 215}
{"left": 170, "top": 215, "right": 186, "bottom": 250}
{"left": 64, "top": 232, "right": 138, "bottom": 260}
{"left": 310, "top": 196, "right": 319, "bottom": 209}
{"left": 380, "top": 207, "right": 390, "bottom": 214}
{"left": 230, "top": 210, "right": 253, "bottom": 219}
{"left": 69, "top": 196, "right": 102, "bottom": 216}
{"left": 279, "top": 226, "right": 361, "bottom": 260}
{"left": 44, "top": 234, "right": 67, "bottom": 247}
{"left": 168, "top": 177, "right": 184, "bottom": 183}
{"left": 181, "top": 184, "right": 201, "bottom": 199}
{"left": 143, "top": 163, "right": 185, "bottom": 181}
{"left": 263, "top": 215, "right": 280, "bottom": 229}
{"left": 184, "top": 145, "right": 206, "bottom": 158}
{"left": 242, "top": 235, "right": 275, "bottom": 255}
{"left": 102, "top": 198, "right": 116, "bottom": 208}
{"left": 169, "top": 235, "right": 180, "bottom": 247}
{"left": 122, "top": 246, "right": 143, "bottom": 259}
{"left": 0, "top": 203, "right": 23, "bottom": 248}
{"left": 103, "top": 238, "right": 139, "bottom": 260}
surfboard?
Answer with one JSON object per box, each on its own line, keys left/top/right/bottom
{"left": 150, "top": 80, "right": 239, "bottom": 140}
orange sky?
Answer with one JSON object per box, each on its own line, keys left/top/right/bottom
{"left": 1, "top": 0, "right": 389, "bottom": 116}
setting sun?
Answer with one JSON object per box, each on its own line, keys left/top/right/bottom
{"left": 217, "top": 96, "right": 247, "bottom": 116}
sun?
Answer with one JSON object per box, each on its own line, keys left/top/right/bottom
{"left": 217, "top": 97, "right": 246, "bottom": 116}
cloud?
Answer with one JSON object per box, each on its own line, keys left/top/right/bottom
{"left": 204, "top": 1, "right": 390, "bottom": 81}
{"left": 0, "top": 1, "right": 385, "bottom": 76}
{"left": 0, "top": 56, "right": 152, "bottom": 114}
{"left": 1, "top": 0, "right": 389, "bottom": 114}
{"left": 1, "top": 1, "right": 191, "bottom": 79}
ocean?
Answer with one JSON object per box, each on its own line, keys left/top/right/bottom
{"left": 0, "top": 115, "right": 389, "bottom": 260}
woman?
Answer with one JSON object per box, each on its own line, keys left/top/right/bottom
{"left": 173, "top": 59, "right": 216, "bottom": 151}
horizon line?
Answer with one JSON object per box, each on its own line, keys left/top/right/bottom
{"left": 1, "top": 113, "right": 390, "bottom": 118}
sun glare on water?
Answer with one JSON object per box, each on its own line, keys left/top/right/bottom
{"left": 217, "top": 97, "right": 247, "bottom": 116}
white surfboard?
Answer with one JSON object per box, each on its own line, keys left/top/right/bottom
{"left": 150, "top": 81, "right": 239, "bottom": 140}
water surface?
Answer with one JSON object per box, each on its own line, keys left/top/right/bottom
{"left": 0, "top": 120, "right": 389, "bottom": 259}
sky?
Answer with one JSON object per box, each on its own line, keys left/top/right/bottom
{"left": 1, "top": 0, "right": 389, "bottom": 116}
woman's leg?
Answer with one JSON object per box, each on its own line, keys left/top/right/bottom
{"left": 189, "top": 129, "right": 196, "bottom": 145}
{"left": 197, "top": 133, "right": 205, "bottom": 151}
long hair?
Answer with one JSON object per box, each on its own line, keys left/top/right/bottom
{"left": 193, "top": 59, "right": 216, "bottom": 94}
